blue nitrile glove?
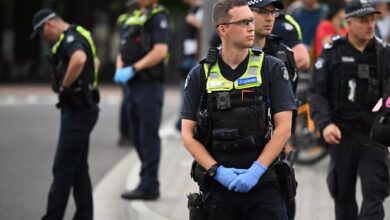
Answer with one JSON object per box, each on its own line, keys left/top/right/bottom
{"left": 114, "top": 66, "right": 135, "bottom": 84}
{"left": 228, "top": 161, "right": 267, "bottom": 193}
{"left": 213, "top": 165, "right": 246, "bottom": 188}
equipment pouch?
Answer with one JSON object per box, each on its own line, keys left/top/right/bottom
{"left": 187, "top": 192, "right": 207, "bottom": 220}
{"left": 275, "top": 159, "right": 297, "bottom": 202}
{"left": 358, "top": 64, "right": 370, "bottom": 79}
{"left": 216, "top": 92, "right": 231, "bottom": 110}
{"left": 193, "top": 109, "right": 210, "bottom": 145}
{"left": 212, "top": 128, "right": 239, "bottom": 140}
{"left": 190, "top": 160, "right": 208, "bottom": 190}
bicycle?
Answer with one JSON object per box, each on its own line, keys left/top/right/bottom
{"left": 289, "top": 73, "right": 329, "bottom": 165}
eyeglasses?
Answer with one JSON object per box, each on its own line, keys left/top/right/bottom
{"left": 250, "top": 8, "right": 280, "bottom": 17}
{"left": 217, "top": 17, "right": 256, "bottom": 27}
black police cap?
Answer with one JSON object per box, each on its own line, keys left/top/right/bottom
{"left": 125, "top": 0, "right": 138, "bottom": 8}
{"left": 345, "top": 0, "right": 380, "bottom": 19}
{"left": 247, "top": 0, "right": 284, "bottom": 10}
{"left": 31, "top": 8, "right": 57, "bottom": 39}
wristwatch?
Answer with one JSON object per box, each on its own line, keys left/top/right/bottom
{"left": 207, "top": 163, "right": 218, "bottom": 177}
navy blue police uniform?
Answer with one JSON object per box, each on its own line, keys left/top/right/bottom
{"left": 182, "top": 47, "right": 296, "bottom": 219}
{"left": 119, "top": 5, "right": 170, "bottom": 198}
{"left": 42, "top": 25, "right": 99, "bottom": 220}
{"left": 309, "top": 34, "right": 390, "bottom": 219}
{"left": 272, "top": 13, "right": 302, "bottom": 50}
{"left": 263, "top": 34, "right": 298, "bottom": 220}
{"left": 115, "top": 7, "right": 138, "bottom": 146}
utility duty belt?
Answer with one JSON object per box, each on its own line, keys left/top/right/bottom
{"left": 56, "top": 86, "right": 99, "bottom": 109}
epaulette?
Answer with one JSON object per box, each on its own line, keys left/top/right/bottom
{"left": 331, "top": 35, "right": 341, "bottom": 42}
{"left": 199, "top": 56, "right": 207, "bottom": 64}
{"left": 375, "top": 35, "right": 389, "bottom": 48}
{"left": 323, "top": 35, "right": 343, "bottom": 50}
{"left": 251, "top": 46, "right": 263, "bottom": 55}
{"left": 199, "top": 46, "right": 221, "bottom": 64}
{"left": 323, "top": 42, "right": 333, "bottom": 50}
{"left": 268, "top": 34, "right": 282, "bottom": 43}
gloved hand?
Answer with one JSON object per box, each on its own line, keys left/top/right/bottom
{"left": 214, "top": 165, "right": 246, "bottom": 188}
{"left": 228, "top": 161, "right": 267, "bottom": 193}
{"left": 114, "top": 66, "right": 135, "bottom": 84}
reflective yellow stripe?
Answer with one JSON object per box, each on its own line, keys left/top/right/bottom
{"left": 116, "top": 13, "right": 130, "bottom": 27}
{"left": 234, "top": 52, "right": 264, "bottom": 89}
{"left": 76, "top": 26, "right": 99, "bottom": 88}
{"left": 285, "top": 15, "right": 302, "bottom": 41}
{"left": 50, "top": 26, "right": 99, "bottom": 88}
{"left": 51, "top": 33, "right": 64, "bottom": 54}
{"left": 204, "top": 49, "right": 264, "bottom": 93}
{"left": 124, "top": 10, "right": 145, "bottom": 25}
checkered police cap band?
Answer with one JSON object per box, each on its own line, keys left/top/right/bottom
{"left": 248, "top": 0, "right": 263, "bottom": 6}
{"left": 33, "top": 12, "right": 56, "bottom": 30}
{"left": 345, "top": 6, "right": 377, "bottom": 18}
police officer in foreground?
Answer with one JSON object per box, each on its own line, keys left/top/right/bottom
{"left": 249, "top": 1, "right": 298, "bottom": 219}
{"left": 182, "top": 0, "right": 296, "bottom": 218}
{"left": 31, "top": 9, "right": 100, "bottom": 220}
{"left": 309, "top": 1, "right": 390, "bottom": 219}
{"left": 114, "top": 0, "right": 171, "bottom": 200}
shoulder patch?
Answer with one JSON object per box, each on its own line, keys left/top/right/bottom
{"left": 281, "top": 67, "right": 289, "bottom": 81}
{"left": 314, "top": 58, "right": 325, "bottom": 69}
{"left": 66, "top": 35, "right": 75, "bottom": 43}
{"left": 283, "top": 22, "right": 294, "bottom": 31}
{"left": 159, "top": 18, "right": 168, "bottom": 29}
{"left": 184, "top": 73, "right": 191, "bottom": 90}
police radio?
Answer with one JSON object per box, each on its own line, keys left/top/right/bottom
{"left": 193, "top": 47, "right": 219, "bottom": 147}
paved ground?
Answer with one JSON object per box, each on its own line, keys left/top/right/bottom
{"left": 117, "top": 85, "right": 390, "bottom": 220}
{"left": 1, "top": 84, "right": 389, "bottom": 220}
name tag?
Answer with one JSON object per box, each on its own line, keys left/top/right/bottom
{"left": 209, "top": 81, "right": 225, "bottom": 88}
{"left": 342, "top": 56, "right": 355, "bottom": 62}
{"left": 237, "top": 77, "right": 257, "bottom": 86}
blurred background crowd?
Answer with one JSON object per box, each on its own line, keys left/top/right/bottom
{"left": 1, "top": 0, "right": 390, "bottom": 84}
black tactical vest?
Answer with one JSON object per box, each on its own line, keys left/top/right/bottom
{"left": 328, "top": 38, "right": 380, "bottom": 121}
{"left": 204, "top": 49, "right": 270, "bottom": 169}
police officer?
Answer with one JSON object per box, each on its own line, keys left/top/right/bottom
{"left": 31, "top": 9, "right": 100, "bottom": 220}
{"left": 182, "top": 0, "right": 296, "bottom": 219}
{"left": 249, "top": 1, "right": 298, "bottom": 219}
{"left": 309, "top": 1, "right": 390, "bottom": 219}
{"left": 115, "top": 0, "right": 139, "bottom": 146}
{"left": 114, "top": 0, "right": 171, "bottom": 200}
{"left": 272, "top": 3, "right": 310, "bottom": 71}
{"left": 250, "top": 0, "right": 297, "bottom": 93}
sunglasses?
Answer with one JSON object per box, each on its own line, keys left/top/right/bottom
{"left": 250, "top": 8, "right": 280, "bottom": 17}
{"left": 217, "top": 17, "right": 256, "bottom": 27}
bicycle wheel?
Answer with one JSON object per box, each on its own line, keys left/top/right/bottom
{"left": 290, "top": 109, "right": 328, "bottom": 165}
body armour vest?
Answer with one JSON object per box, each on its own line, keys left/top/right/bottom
{"left": 120, "top": 6, "right": 170, "bottom": 82}
{"left": 327, "top": 37, "right": 380, "bottom": 120}
{"left": 264, "top": 35, "right": 298, "bottom": 93}
{"left": 51, "top": 25, "right": 99, "bottom": 90}
{"left": 204, "top": 49, "right": 268, "bottom": 169}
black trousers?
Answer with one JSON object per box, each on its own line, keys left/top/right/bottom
{"left": 119, "top": 85, "right": 132, "bottom": 139}
{"left": 42, "top": 106, "right": 98, "bottom": 220}
{"left": 127, "top": 80, "right": 163, "bottom": 192}
{"left": 327, "top": 131, "right": 390, "bottom": 220}
{"left": 204, "top": 171, "right": 288, "bottom": 220}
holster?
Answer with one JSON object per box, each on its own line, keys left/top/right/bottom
{"left": 187, "top": 192, "right": 207, "bottom": 220}
{"left": 275, "top": 158, "right": 297, "bottom": 202}
{"left": 56, "top": 87, "right": 99, "bottom": 109}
